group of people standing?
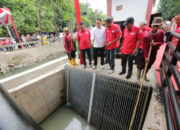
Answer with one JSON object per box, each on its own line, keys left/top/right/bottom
{"left": 63, "top": 14, "right": 180, "bottom": 81}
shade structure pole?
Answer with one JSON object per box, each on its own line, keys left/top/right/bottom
{"left": 6, "top": 25, "right": 13, "bottom": 41}
{"left": 74, "top": 0, "right": 83, "bottom": 64}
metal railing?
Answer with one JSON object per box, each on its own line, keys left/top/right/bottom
{"left": 0, "top": 37, "right": 60, "bottom": 50}
{"left": 160, "top": 31, "right": 180, "bottom": 130}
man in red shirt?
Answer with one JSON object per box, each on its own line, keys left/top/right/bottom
{"left": 172, "top": 14, "right": 180, "bottom": 47}
{"left": 120, "top": 17, "right": 142, "bottom": 79}
{"left": 105, "top": 16, "right": 122, "bottom": 74}
{"left": 77, "top": 22, "right": 92, "bottom": 68}
{"left": 135, "top": 21, "right": 152, "bottom": 64}
{"left": 63, "top": 27, "right": 77, "bottom": 67}
{"left": 137, "top": 17, "right": 165, "bottom": 81}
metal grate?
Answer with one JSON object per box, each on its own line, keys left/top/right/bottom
{"left": 64, "top": 66, "right": 152, "bottom": 130}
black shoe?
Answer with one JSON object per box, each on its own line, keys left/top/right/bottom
{"left": 119, "top": 71, "right": 126, "bottom": 75}
{"left": 126, "top": 73, "right": 132, "bottom": 79}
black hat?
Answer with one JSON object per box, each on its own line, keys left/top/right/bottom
{"left": 125, "top": 17, "right": 134, "bottom": 26}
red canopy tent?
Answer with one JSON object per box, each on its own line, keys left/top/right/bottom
{"left": 0, "top": 8, "right": 21, "bottom": 43}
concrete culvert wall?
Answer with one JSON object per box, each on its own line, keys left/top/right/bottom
{"left": 64, "top": 66, "right": 153, "bottom": 130}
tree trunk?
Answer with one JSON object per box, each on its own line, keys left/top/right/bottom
{"left": 53, "top": 9, "right": 59, "bottom": 41}
{"left": 38, "top": 0, "right": 43, "bottom": 46}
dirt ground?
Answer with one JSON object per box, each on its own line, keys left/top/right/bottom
{"left": 0, "top": 41, "right": 66, "bottom": 74}
{"left": 74, "top": 58, "right": 167, "bottom": 130}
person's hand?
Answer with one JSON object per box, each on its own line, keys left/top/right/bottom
{"left": 131, "top": 49, "right": 137, "bottom": 56}
{"left": 91, "top": 41, "right": 94, "bottom": 46}
{"left": 120, "top": 46, "right": 122, "bottom": 51}
{"left": 150, "top": 41, "right": 156, "bottom": 46}
{"left": 145, "top": 58, "right": 149, "bottom": 63}
{"left": 173, "top": 38, "right": 179, "bottom": 44}
{"left": 169, "top": 49, "right": 174, "bottom": 56}
{"left": 106, "top": 43, "right": 111, "bottom": 47}
{"left": 105, "top": 42, "right": 109, "bottom": 46}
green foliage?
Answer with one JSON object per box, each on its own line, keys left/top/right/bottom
{"left": 158, "top": 0, "right": 180, "bottom": 20}
{"left": 0, "top": 0, "right": 106, "bottom": 36}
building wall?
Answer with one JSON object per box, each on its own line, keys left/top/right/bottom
{"left": 111, "top": 0, "right": 149, "bottom": 26}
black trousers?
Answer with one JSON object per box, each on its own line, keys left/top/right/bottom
{"left": 121, "top": 53, "right": 134, "bottom": 74}
{"left": 67, "top": 50, "right": 76, "bottom": 60}
{"left": 135, "top": 48, "right": 142, "bottom": 64}
{"left": 81, "top": 48, "right": 92, "bottom": 66}
{"left": 93, "top": 47, "right": 104, "bottom": 66}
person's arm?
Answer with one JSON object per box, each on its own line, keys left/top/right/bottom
{"left": 132, "top": 39, "right": 141, "bottom": 56}
{"left": 156, "top": 31, "right": 165, "bottom": 46}
{"left": 106, "top": 27, "right": 122, "bottom": 46}
{"left": 91, "top": 29, "right": 95, "bottom": 46}
{"left": 143, "top": 37, "right": 150, "bottom": 63}
{"left": 106, "top": 36, "right": 121, "bottom": 46}
{"left": 132, "top": 28, "right": 142, "bottom": 56}
{"left": 120, "top": 39, "right": 124, "bottom": 51}
{"left": 76, "top": 32, "right": 80, "bottom": 51}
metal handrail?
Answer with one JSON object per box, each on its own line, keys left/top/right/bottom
{"left": 161, "top": 31, "right": 180, "bottom": 130}
{"left": 0, "top": 37, "right": 59, "bottom": 49}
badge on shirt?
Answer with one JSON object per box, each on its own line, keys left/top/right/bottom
{"left": 131, "top": 32, "right": 135, "bottom": 35}
{"left": 112, "top": 30, "right": 115, "bottom": 33}
{"left": 139, "top": 30, "right": 142, "bottom": 34}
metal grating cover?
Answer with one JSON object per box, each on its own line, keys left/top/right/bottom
{"left": 64, "top": 66, "right": 152, "bottom": 130}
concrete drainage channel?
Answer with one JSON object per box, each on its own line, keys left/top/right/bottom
{"left": 64, "top": 66, "right": 152, "bottom": 130}
{"left": 0, "top": 58, "right": 153, "bottom": 130}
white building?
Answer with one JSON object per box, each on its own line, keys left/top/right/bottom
{"left": 107, "top": 0, "right": 154, "bottom": 26}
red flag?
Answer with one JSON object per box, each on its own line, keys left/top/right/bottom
{"left": 74, "top": 0, "right": 81, "bottom": 29}
{"left": 74, "top": 0, "right": 83, "bottom": 64}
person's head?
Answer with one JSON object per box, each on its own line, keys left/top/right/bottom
{"left": 105, "top": 16, "right": 113, "bottom": 28}
{"left": 96, "top": 18, "right": 102, "bottom": 28}
{"left": 63, "top": 27, "right": 69, "bottom": 35}
{"left": 79, "top": 22, "right": 85, "bottom": 31}
{"left": 151, "top": 17, "right": 163, "bottom": 33}
{"left": 125, "top": 17, "right": 134, "bottom": 30}
{"left": 139, "top": 21, "right": 146, "bottom": 30}
{"left": 174, "top": 14, "right": 180, "bottom": 24}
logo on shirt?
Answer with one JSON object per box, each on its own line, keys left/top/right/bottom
{"left": 131, "top": 32, "right": 135, "bottom": 35}
{"left": 139, "top": 30, "right": 142, "bottom": 34}
{"left": 112, "top": 30, "right": 115, "bottom": 33}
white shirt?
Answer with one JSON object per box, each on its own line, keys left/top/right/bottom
{"left": 91, "top": 26, "right": 106, "bottom": 48}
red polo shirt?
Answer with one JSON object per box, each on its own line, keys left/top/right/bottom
{"left": 172, "top": 24, "right": 180, "bottom": 47}
{"left": 77, "top": 29, "right": 91, "bottom": 49}
{"left": 139, "top": 27, "right": 152, "bottom": 48}
{"left": 105, "top": 24, "right": 122, "bottom": 50}
{"left": 121, "top": 26, "right": 142, "bottom": 55}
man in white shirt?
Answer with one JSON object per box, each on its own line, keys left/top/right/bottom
{"left": 91, "top": 18, "right": 106, "bottom": 69}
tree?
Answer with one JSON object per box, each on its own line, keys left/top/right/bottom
{"left": 158, "top": 0, "right": 180, "bottom": 20}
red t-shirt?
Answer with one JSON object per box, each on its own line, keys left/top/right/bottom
{"left": 63, "top": 34, "right": 74, "bottom": 53}
{"left": 143, "top": 30, "right": 165, "bottom": 58}
{"left": 172, "top": 24, "right": 180, "bottom": 47}
{"left": 139, "top": 27, "right": 152, "bottom": 48}
{"left": 77, "top": 29, "right": 91, "bottom": 50}
{"left": 122, "top": 26, "right": 142, "bottom": 54}
{"left": 105, "top": 24, "right": 122, "bottom": 50}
